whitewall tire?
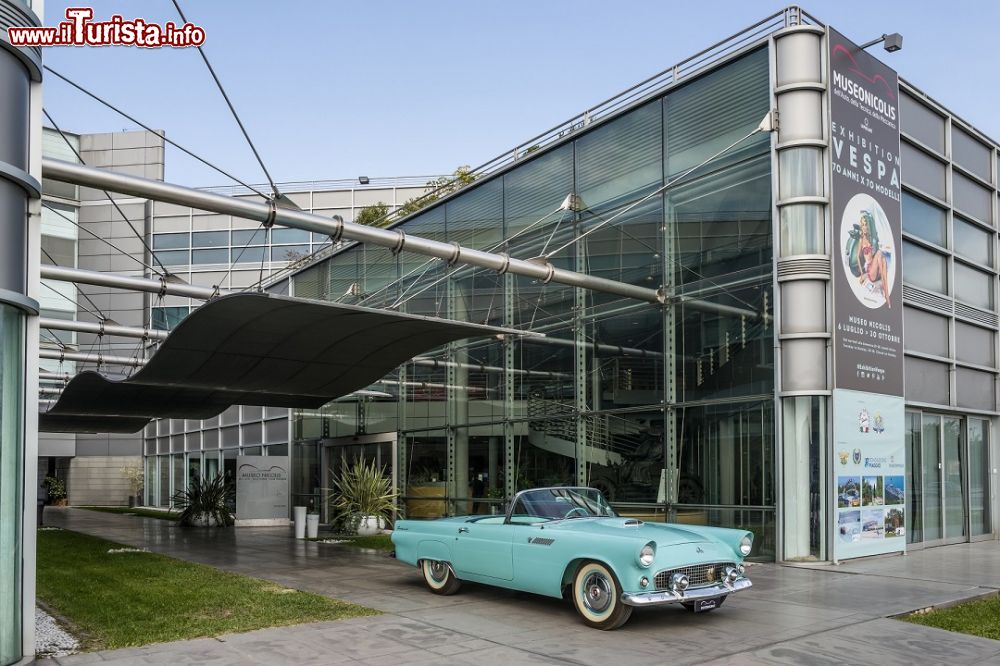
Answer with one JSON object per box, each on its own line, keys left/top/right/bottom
{"left": 421, "top": 559, "right": 462, "bottom": 595}
{"left": 572, "top": 561, "right": 632, "bottom": 630}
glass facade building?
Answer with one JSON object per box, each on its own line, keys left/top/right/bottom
{"left": 124, "top": 10, "right": 997, "bottom": 567}
{"left": 288, "top": 46, "right": 779, "bottom": 557}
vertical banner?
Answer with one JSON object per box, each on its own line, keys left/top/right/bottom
{"left": 828, "top": 28, "right": 905, "bottom": 560}
{"left": 833, "top": 390, "right": 906, "bottom": 558}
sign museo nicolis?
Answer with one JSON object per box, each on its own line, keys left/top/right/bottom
{"left": 828, "top": 28, "right": 905, "bottom": 561}
{"left": 235, "top": 456, "right": 290, "bottom": 523}
{"left": 829, "top": 27, "right": 904, "bottom": 396}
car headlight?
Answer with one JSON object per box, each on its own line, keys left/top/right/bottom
{"left": 639, "top": 542, "right": 655, "bottom": 567}
{"left": 739, "top": 535, "right": 753, "bottom": 556}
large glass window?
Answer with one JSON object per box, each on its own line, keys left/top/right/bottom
{"left": 0, "top": 306, "right": 24, "bottom": 666}
{"left": 271, "top": 228, "right": 311, "bottom": 244}
{"left": 954, "top": 262, "right": 993, "bottom": 309}
{"left": 152, "top": 306, "right": 190, "bottom": 331}
{"left": 665, "top": 47, "right": 769, "bottom": 178}
{"left": 233, "top": 246, "right": 267, "bottom": 263}
{"left": 905, "top": 356, "right": 950, "bottom": 405}
{"left": 779, "top": 204, "right": 824, "bottom": 255}
{"left": 156, "top": 249, "right": 190, "bottom": 266}
{"left": 158, "top": 456, "right": 170, "bottom": 507}
{"left": 953, "top": 172, "right": 993, "bottom": 224}
{"left": 903, "top": 307, "right": 948, "bottom": 358}
{"left": 953, "top": 216, "right": 992, "bottom": 267}
{"left": 902, "top": 192, "right": 946, "bottom": 247}
{"left": 153, "top": 232, "right": 189, "bottom": 250}
{"left": 955, "top": 322, "right": 994, "bottom": 367}
{"left": 782, "top": 396, "right": 825, "bottom": 561}
{"left": 778, "top": 147, "right": 823, "bottom": 199}
{"left": 902, "top": 241, "right": 947, "bottom": 294}
{"left": 952, "top": 128, "right": 992, "bottom": 182}
{"left": 900, "top": 142, "right": 946, "bottom": 201}
{"left": 191, "top": 230, "right": 229, "bottom": 248}
{"left": 232, "top": 228, "right": 266, "bottom": 246}
{"left": 191, "top": 248, "right": 229, "bottom": 264}
{"left": 271, "top": 244, "right": 311, "bottom": 263}
{"left": 899, "top": 92, "right": 945, "bottom": 154}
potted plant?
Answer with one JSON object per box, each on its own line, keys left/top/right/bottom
{"left": 120, "top": 464, "right": 144, "bottom": 507}
{"left": 44, "top": 476, "right": 67, "bottom": 507}
{"left": 172, "top": 474, "right": 234, "bottom": 527}
{"left": 329, "top": 460, "right": 396, "bottom": 536}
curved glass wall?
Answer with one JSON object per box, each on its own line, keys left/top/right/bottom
{"left": 0, "top": 304, "right": 24, "bottom": 665}
{"left": 290, "top": 47, "right": 775, "bottom": 558}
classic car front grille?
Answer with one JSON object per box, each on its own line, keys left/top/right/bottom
{"left": 653, "top": 562, "right": 736, "bottom": 590}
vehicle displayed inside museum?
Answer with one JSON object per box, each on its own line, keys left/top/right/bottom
{"left": 391, "top": 487, "right": 753, "bottom": 629}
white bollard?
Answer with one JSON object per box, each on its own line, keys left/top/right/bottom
{"left": 306, "top": 513, "right": 319, "bottom": 539}
{"left": 293, "top": 506, "right": 307, "bottom": 539}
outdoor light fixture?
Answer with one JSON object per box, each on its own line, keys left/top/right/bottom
{"left": 859, "top": 32, "right": 903, "bottom": 53}
{"left": 358, "top": 176, "right": 370, "bottom": 185}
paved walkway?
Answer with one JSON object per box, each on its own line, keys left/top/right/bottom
{"left": 36, "top": 508, "right": 1000, "bottom": 665}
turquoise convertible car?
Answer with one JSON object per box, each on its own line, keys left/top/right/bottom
{"left": 391, "top": 486, "right": 753, "bottom": 629}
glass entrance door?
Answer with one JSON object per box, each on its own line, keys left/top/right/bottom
{"left": 942, "top": 417, "right": 967, "bottom": 543}
{"left": 968, "top": 419, "right": 991, "bottom": 538}
{"left": 915, "top": 412, "right": 984, "bottom": 547}
{"left": 921, "top": 415, "right": 943, "bottom": 543}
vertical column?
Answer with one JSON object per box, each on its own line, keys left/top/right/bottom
{"left": 0, "top": 1, "right": 42, "bottom": 663}
{"left": 503, "top": 272, "right": 515, "bottom": 499}
{"left": 772, "top": 25, "right": 830, "bottom": 561}
{"left": 446, "top": 279, "right": 469, "bottom": 513}
{"left": 663, "top": 196, "right": 677, "bottom": 514}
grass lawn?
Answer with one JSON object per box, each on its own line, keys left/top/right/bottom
{"left": 902, "top": 595, "right": 1000, "bottom": 640}
{"left": 37, "top": 529, "right": 379, "bottom": 651}
{"left": 309, "top": 534, "right": 393, "bottom": 551}
{"left": 76, "top": 506, "right": 181, "bottom": 521}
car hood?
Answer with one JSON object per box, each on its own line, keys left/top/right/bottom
{"left": 545, "top": 517, "right": 715, "bottom": 547}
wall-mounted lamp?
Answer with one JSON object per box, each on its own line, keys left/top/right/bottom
{"left": 859, "top": 33, "right": 903, "bottom": 53}
{"left": 358, "top": 176, "right": 370, "bottom": 185}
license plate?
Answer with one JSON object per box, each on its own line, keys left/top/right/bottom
{"left": 692, "top": 598, "right": 719, "bottom": 613}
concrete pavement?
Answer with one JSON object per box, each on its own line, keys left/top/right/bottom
{"left": 35, "top": 508, "right": 1000, "bottom": 665}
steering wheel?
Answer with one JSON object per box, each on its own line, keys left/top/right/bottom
{"left": 563, "top": 507, "right": 590, "bottom": 519}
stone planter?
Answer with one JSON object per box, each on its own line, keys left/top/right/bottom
{"left": 189, "top": 513, "right": 227, "bottom": 527}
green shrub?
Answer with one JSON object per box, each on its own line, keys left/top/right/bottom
{"left": 328, "top": 460, "right": 396, "bottom": 534}
{"left": 172, "top": 474, "right": 234, "bottom": 527}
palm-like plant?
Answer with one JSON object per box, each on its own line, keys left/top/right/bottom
{"left": 172, "top": 474, "right": 234, "bottom": 527}
{"left": 329, "top": 460, "right": 396, "bottom": 534}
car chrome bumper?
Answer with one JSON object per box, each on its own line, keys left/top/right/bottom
{"left": 620, "top": 577, "right": 752, "bottom": 606}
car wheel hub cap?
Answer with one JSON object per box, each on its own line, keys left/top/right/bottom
{"left": 582, "top": 572, "right": 612, "bottom": 613}
{"left": 429, "top": 562, "right": 447, "bottom": 581}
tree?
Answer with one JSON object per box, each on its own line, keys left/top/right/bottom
{"left": 354, "top": 201, "right": 391, "bottom": 227}
{"left": 396, "top": 165, "right": 478, "bottom": 219}
{"left": 352, "top": 166, "right": 479, "bottom": 229}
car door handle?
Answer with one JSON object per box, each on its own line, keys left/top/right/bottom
{"left": 458, "top": 527, "right": 469, "bottom": 534}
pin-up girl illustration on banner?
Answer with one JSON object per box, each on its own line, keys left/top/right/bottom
{"left": 841, "top": 193, "right": 895, "bottom": 309}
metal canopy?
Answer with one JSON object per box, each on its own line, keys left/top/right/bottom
{"left": 39, "top": 292, "right": 526, "bottom": 434}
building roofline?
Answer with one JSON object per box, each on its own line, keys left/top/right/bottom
{"left": 268, "top": 6, "right": 820, "bottom": 287}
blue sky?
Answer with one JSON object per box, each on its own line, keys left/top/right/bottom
{"left": 40, "top": 1, "right": 1000, "bottom": 187}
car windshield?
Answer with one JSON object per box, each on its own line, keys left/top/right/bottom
{"left": 508, "top": 488, "right": 616, "bottom": 522}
